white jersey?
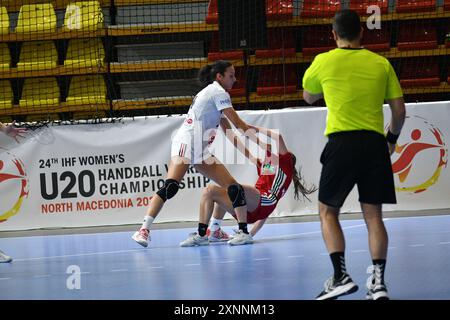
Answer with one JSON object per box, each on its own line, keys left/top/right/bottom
{"left": 171, "top": 81, "right": 233, "bottom": 163}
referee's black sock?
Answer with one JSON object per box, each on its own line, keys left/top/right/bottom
{"left": 330, "top": 252, "right": 346, "bottom": 281}
{"left": 198, "top": 223, "right": 208, "bottom": 237}
{"left": 238, "top": 223, "right": 249, "bottom": 234}
{"left": 372, "top": 259, "right": 387, "bottom": 284}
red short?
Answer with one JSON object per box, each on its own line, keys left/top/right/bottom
{"left": 231, "top": 203, "right": 276, "bottom": 224}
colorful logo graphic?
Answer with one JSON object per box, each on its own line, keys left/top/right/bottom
{"left": 391, "top": 116, "right": 448, "bottom": 193}
{"left": 0, "top": 148, "right": 29, "bottom": 223}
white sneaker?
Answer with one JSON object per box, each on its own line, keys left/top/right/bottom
{"left": 316, "top": 274, "right": 358, "bottom": 300}
{"left": 180, "top": 232, "right": 209, "bottom": 247}
{"left": 206, "top": 228, "right": 230, "bottom": 242}
{"left": 366, "top": 265, "right": 389, "bottom": 300}
{"left": 0, "top": 250, "right": 12, "bottom": 263}
{"left": 227, "top": 230, "right": 253, "bottom": 246}
{"left": 132, "top": 228, "right": 150, "bottom": 247}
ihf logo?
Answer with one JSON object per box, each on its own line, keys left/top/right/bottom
{"left": 0, "top": 148, "right": 29, "bottom": 223}
{"left": 391, "top": 115, "right": 448, "bottom": 193}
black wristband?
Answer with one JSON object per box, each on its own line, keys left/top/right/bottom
{"left": 386, "top": 130, "right": 399, "bottom": 144}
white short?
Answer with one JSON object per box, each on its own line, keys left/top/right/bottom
{"left": 171, "top": 136, "right": 212, "bottom": 164}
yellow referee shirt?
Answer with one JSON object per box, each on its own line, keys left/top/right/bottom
{"left": 302, "top": 48, "right": 403, "bottom": 136}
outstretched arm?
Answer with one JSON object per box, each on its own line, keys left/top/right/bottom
{"left": 222, "top": 108, "right": 270, "bottom": 151}
{"left": 220, "top": 118, "right": 257, "bottom": 165}
{"left": 247, "top": 125, "right": 289, "bottom": 155}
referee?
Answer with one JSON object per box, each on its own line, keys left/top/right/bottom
{"left": 302, "top": 9, "right": 406, "bottom": 300}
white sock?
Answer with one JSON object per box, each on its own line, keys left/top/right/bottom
{"left": 209, "top": 217, "right": 222, "bottom": 232}
{"left": 141, "top": 216, "right": 154, "bottom": 230}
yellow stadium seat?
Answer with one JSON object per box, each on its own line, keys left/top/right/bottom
{"left": 0, "top": 80, "right": 13, "bottom": 109}
{"left": 0, "top": 6, "right": 9, "bottom": 35}
{"left": 19, "top": 77, "right": 59, "bottom": 108}
{"left": 0, "top": 43, "right": 10, "bottom": 71}
{"left": 66, "top": 75, "right": 107, "bottom": 105}
{"left": 64, "top": 1, "right": 104, "bottom": 31}
{"left": 64, "top": 38, "right": 105, "bottom": 68}
{"left": 17, "top": 41, "right": 58, "bottom": 71}
{"left": 16, "top": 4, "right": 57, "bottom": 34}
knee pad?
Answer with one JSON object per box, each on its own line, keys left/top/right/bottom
{"left": 156, "top": 179, "right": 179, "bottom": 202}
{"left": 227, "top": 183, "right": 247, "bottom": 208}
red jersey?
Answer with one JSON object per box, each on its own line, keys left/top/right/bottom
{"left": 246, "top": 152, "right": 294, "bottom": 223}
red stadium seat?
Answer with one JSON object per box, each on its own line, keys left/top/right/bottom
{"left": 397, "top": 20, "right": 438, "bottom": 51}
{"left": 400, "top": 57, "right": 440, "bottom": 87}
{"left": 207, "top": 0, "right": 294, "bottom": 23}
{"left": 396, "top": 0, "right": 436, "bottom": 13}
{"left": 256, "top": 65, "right": 297, "bottom": 95}
{"left": 445, "top": 0, "right": 450, "bottom": 11}
{"left": 300, "top": 0, "right": 341, "bottom": 18}
{"left": 255, "top": 28, "right": 296, "bottom": 58}
{"left": 266, "top": 0, "right": 294, "bottom": 21}
{"left": 302, "top": 25, "right": 335, "bottom": 56}
{"left": 349, "top": 0, "right": 389, "bottom": 15}
{"left": 205, "top": 0, "right": 218, "bottom": 24}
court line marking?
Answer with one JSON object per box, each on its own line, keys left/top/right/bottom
{"left": 0, "top": 223, "right": 367, "bottom": 262}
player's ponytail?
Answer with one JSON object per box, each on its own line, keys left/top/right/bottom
{"left": 291, "top": 153, "right": 317, "bottom": 201}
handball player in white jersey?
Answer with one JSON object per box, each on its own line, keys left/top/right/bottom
{"left": 133, "top": 60, "right": 265, "bottom": 246}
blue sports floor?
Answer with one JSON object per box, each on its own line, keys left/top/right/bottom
{"left": 1, "top": 214, "right": 449, "bottom": 300}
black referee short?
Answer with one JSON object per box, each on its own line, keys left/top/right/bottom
{"left": 318, "top": 130, "right": 397, "bottom": 208}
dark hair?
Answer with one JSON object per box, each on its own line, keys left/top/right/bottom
{"left": 332, "top": 9, "right": 361, "bottom": 42}
{"left": 290, "top": 153, "right": 317, "bottom": 201}
{"left": 198, "top": 60, "right": 232, "bottom": 87}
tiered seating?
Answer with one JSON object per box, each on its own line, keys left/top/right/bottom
{"left": 208, "top": 32, "right": 244, "bottom": 61}
{"left": 0, "top": 80, "right": 13, "bottom": 109}
{"left": 229, "top": 67, "right": 246, "bottom": 97}
{"left": 66, "top": 75, "right": 107, "bottom": 106}
{"left": 116, "top": 41, "right": 203, "bottom": 62}
{"left": 266, "top": 0, "right": 294, "bottom": 21}
{"left": 399, "top": 57, "right": 440, "bottom": 87}
{"left": 65, "top": 38, "right": 105, "bottom": 68}
{"left": 0, "top": 43, "right": 10, "bottom": 71}
{"left": 396, "top": 0, "right": 436, "bottom": 13}
{"left": 118, "top": 78, "right": 200, "bottom": 99}
{"left": 63, "top": 1, "right": 104, "bottom": 31}
{"left": 15, "top": 4, "right": 56, "bottom": 34}
{"left": 445, "top": 23, "right": 450, "bottom": 48}
{"left": 17, "top": 41, "right": 58, "bottom": 71}
{"left": 300, "top": 0, "right": 341, "bottom": 18}
{"left": 397, "top": 20, "right": 438, "bottom": 51}
{"left": 302, "top": 25, "right": 335, "bottom": 56}
{"left": 256, "top": 65, "right": 297, "bottom": 95}
{"left": 361, "top": 25, "right": 390, "bottom": 52}
{"left": 255, "top": 28, "right": 296, "bottom": 58}
{"left": 0, "top": 6, "right": 9, "bottom": 34}
{"left": 205, "top": 0, "right": 218, "bottom": 24}
{"left": 206, "top": 0, "right": 293, "bottom": 23}
{"left": 447, "top": 56, "right": 450, "bottom": 83}
{"left": 19, "top": 77, "right": 59, "bottom": 107}
{"left": 445, "top": 0, "right": 450, "bottom": 11}
{"left": 349, "top": 0, "right": 389, "bottom": 15}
